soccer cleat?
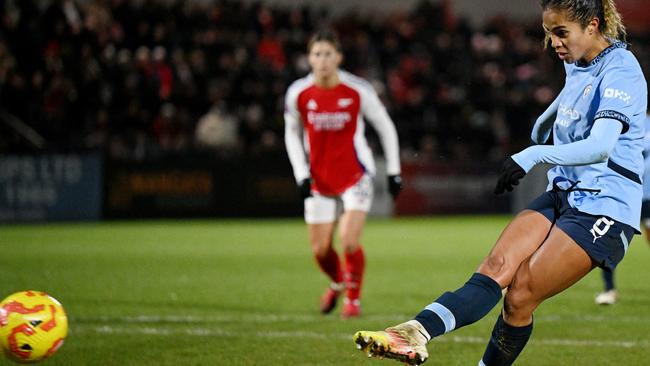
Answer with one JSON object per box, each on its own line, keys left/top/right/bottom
{"left": 320, "top": 283, "right": 344, "bottom": 314}
{"left": 341, "top": 298, "right": 361, "bottom": 318}
{"left": 353, "top": 320, "right": 429, "bottom": 365}
{"left": 595, "top": 289, "right": 618, "bottom": 305}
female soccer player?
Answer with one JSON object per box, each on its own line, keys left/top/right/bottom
{"left": 595, "top": 112, "right": 650, "bottom": 305}
{"left": 284, "top": 31, "right": 401, "bottom": 318}
{"left": 354, "top": 0, "right": 647, "bottom": 364}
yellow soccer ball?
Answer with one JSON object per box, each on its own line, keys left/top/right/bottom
{"left": 0, "top": 291, "right": 68, "bottom": 363}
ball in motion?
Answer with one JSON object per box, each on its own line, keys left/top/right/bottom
{"left": 0, "top": 291, "right": 68, "bottom": 363}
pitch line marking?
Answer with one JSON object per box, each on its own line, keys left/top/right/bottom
{"left": 87, "top": 325, "right": 648, "bottom": 349}
{"left": 79, "top": 313, "right": 650, "bottom": 324}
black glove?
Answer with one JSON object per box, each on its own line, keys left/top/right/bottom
{"left": 299, "top": 178, "right": 312, "bottom": 200}
{"left": 494, "top": 158, "right": 526, "bottom": 194}
{"left": 387, "top": 175, "right": 402, "bottom": 199}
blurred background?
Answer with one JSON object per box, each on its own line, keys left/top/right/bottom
{"left": 0, "top": 0, "right": 648, "bottom": 222}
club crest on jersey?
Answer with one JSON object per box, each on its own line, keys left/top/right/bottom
{"left": 583, "top": 84, "right": 592, "bottom": 98}
{"left": 337, "top": 98, "right": 354, "bottom": 108}
{"left": 307, "top": 99, "right": 318, "bottom": 110}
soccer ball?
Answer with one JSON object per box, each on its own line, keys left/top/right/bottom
{"left": 0, "top": 291, "right": 68, "bottom": 363}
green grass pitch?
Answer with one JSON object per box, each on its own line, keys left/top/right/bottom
{"left": 1, "top": 216, "right": 650, "bottom": 365}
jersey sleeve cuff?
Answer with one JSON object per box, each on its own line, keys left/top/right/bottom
{"left": 594, "top": 110, "right": 630, "bottom": 134}
{"left": 511, "top": 149, "right": 536, "bottom": 173}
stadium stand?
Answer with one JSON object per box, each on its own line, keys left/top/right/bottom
{"left": 0, "top": 0, "right": 647, "bottom": 162}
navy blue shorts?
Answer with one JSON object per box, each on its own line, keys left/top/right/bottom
{"left": 526, "top": 190, "right": 635, "bottom": 271}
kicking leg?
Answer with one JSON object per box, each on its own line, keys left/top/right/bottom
{"left": 415, "top": 210, "right": 552, "bottom": 338}
{"left": 480, "top": 226, "right": 594, "bottom": 365}
{"left": 354, "top": 210, "right": 552, "bottom": 364}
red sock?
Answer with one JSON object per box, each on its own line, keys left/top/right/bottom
{"left": 315, "top": 248, "right": 343, "bottom": 284}
{"left": 344, "top": 246, "right": 365, "bottom": 301}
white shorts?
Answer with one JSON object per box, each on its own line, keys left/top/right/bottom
{"left": 304, "top": 174, "right": 373, "bottom": 224}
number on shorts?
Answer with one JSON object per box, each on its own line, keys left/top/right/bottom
{"left": 590, "top": 217, "right": 614, "bottom": 242}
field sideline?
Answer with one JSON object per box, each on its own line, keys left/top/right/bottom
{"left": 1, "top": 216, "right": 650, "bottom": 365}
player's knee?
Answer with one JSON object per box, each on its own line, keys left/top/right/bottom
{"left": 340, "top": 239, "right": 360, "bottom": 253}
{"left": 338, "top": 234, "right": 360, "bottom": 253}
{"left": 311, "top": 239, "right": 332, "bottom": 258}
{"left": 479, "top": 253, "right": 508, "bottom": 278}
{"left": 503, "top": 283, "right": 536, "bottom": 318}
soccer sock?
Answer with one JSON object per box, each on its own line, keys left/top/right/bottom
{"left": 414, "top": 272, "right": 502, "bottom": 339}
{"left": 479, "top": 313, "right": 533, "bottom": 366}
{"left": 315, "top": 247, "right": 343, "bottom": 284}
{"left": 602, "top": 269, "right": 615, "bottom": 291}
{"left": 344, "top": 246, "right": 365, "bottom": 301}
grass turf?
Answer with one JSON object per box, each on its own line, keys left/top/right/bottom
{"left": 1, "top": 217, "right": 649, "bottom": 365}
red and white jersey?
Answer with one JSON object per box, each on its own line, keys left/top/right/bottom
{"left": 284, "top": 70, "right": 400, "bottom": 195}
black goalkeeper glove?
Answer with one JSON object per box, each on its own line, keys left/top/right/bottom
{"left": 494, "top": 158, "right": 526, "bottom": 194}
{"left": 387, "top": 175, "right": 402, "bottom": 199}
{"left": 298, "top": 178, "right": 312, "bottom": 200}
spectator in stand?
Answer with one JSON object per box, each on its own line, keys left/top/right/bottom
{"left": 0, "top": 0, "right": 647, "bottom": 163}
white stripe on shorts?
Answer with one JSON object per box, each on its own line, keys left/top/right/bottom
{"left": 620, "top": 231, "right": 629, "bottom": 253}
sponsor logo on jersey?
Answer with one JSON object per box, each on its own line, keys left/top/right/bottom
{"left": 337, "top": 98, "right": 354, "bottom": 108}
{"left": 583, "top": 84, "right": 592, "bottom": 98}
{"left": 558, "top": 103, "right": 580, "bottom": 120}
{"left": 603, "top": 88, "right": 631, "bottom": 104}
{"left": 307, "top": 111, "right": 352, "bottom": 131}
{"left": 307, "top": 99, "right": 318, "bottom": 110}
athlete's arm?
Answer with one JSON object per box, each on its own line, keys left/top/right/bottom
{"left": 284, "top": 103, "right": 310, "bottom": 183}
{"left": 513, "top": 118, "right": 622, "bottom": 172}
{"left": 531, "top": 94, "right": 561, "bottom": 144}
{"left": 361, "top": 88, "right": 401, "bottom": 176}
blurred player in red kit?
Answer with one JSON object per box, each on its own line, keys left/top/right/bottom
{"left": 284, "top": 30, "right": 402, "bottom": 318}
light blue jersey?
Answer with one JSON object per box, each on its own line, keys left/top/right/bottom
{"left": 546, "top": 42, "right": 647, "bottom": 231}
{"left": 643, "top": 114, "right": 650, "bottom": 201}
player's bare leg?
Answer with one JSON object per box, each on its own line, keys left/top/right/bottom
{"left": 505, "top": 226, "right": 594, "bottom": 324}
{"left": 480, "top": 226, "right": 594, "bottom": 365}
{"left": 339, "top": 210, "right": 367, "bottom": 317}
{"left": 309, "top": 222, "right": 344, "bottom": 313}
{"left": 353, "top": 210, "right": 552, "bottom": 364}
{"left": 476, "top": 210, "right": 553, "bottom": 287}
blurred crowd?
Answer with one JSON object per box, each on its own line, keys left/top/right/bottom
{"left": 0, "top": 0, "right": 648, "bottom": 162}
